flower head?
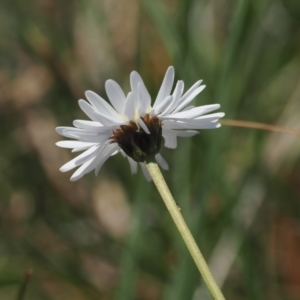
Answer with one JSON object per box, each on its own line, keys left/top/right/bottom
{"left": 56, "top": 66, "right": 224, "bottom": 181}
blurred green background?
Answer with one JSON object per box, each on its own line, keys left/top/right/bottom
{"left": 1, "top": 0, "right": 300, "bottom": 299}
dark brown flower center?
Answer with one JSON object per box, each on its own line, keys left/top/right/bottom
{"left": 110, "top": 114, "right": 162, "bottom": 162}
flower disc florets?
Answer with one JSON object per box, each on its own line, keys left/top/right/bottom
{"left": 110, "top": 114, "right": 162, "bottom": 162}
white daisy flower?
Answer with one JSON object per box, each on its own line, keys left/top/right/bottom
{"left": 56, "top": 66, "right": 225, "bottom": 181}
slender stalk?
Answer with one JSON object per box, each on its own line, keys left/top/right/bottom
{"left": 146, "top": 162, "right": 225, "bottom": 300}
{"left": 220, "top": 119, "right": 300, "bottom": 136}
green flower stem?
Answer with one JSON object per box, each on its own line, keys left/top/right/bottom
{"left": 146, "top": 162, "right": 225, "bottom": 300}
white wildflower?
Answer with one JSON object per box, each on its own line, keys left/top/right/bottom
{"left": 56, "top": 66, "right": 224, "bottom": 181}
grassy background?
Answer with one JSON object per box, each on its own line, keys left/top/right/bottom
{"left": 1, "top": 0, "right": 300, "bottom": 299}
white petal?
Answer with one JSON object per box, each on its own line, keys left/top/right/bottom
{"left": 72, "top": 146, "right": 93, "bottom": 153}
{"left": 138, "top": 117, "right": 150, "bottom": 134}
{"left": 56, "top": 141, "right": 96, "bottom": 149}
{"left": 56, "top": 127, "right": 79, "bottom": 139}
{"left": 124, "top": 92, "right": 136, "bottom": 120}
{"left": 138, "top": 83, "right": 151, "bottom": 115}
{"left": 130, "top": 71, "right": 141, "bottom": 93}
{"left": 128, "top": 157, "right": 138, "bottom": 174}
{"left": 183, "top": 105, "right": 195, "bottom": 111}
{"left": 161, "top": 80, "right": 184, "bottom": 115}
{"left": 78, "top": 100, "right": 97, "bottom": 121}
{"left": 105, "top": 80, "right": 126, "bottom": 113}
{"left": 153, "top": 66, "right": 174, "bottom": 109}
{"left": 172, "top": 80, "right": 184, "bottom": 101}
{"left": 139, "top": 163, "right": 152, "bottom": 181}
{"left": 93, "top": 111, "right": 125, "bottom": 127}
{"left": 155, "top": 153, "right": 169, "bottom": 170}
{"left": 162, "top": 129, "right": 199, "bottom": 137}
{"left": 85, "top": 90, "right": 123, "bottom": 120}
{"left": 163, "top": 120, "right": 221, "bottom": 130}
{"left": 59, "top": 127, "right": 89, "bottom": 134}
{"left": 71, "top": 143, "right": 109, "bottom": 177}
{"left": 83, "top": 143, "right": 107, "bottom": 174}
{"left": 130, "top": 71, "right": 151, "bottom": 105}
{"left": 152, "top": 95, "right": 173, "bottom": 115}
{"left": 164, "top": 135, "right": 177, "bottom": 149}
{"left": 95, "top": 143, "right": 119, "bottom": 175}
{"left": 70, "top": 156, "right": 98, "bottom": 181}
{"left": 195, "top": 112, "right": 225, "bottom": 120}
{"left": 73, "top": 120, "right": 120, "bottom": 134}
{"left": 60, "top": 129, "right": 110, "bottom": 142}
{"left": 56, "top": 127, "right": 65, "bottom": 135}
{"left": 173, "top": 85, "right": 206, "bottom": 113}
{"left": 73, "top": 120, "right": 103, "bottom": 130}
{"left": 57, "top": 127, "right": 95, "bottom": 140}
{"left": 172, "top": 80, "right": 202, "bottom": 113}
{"left": 162, "top": 104, "right": 220, "bottom": 119}
{"left": 60, "top": 145, "right": 100, "bottom": 172}
{"left": 163, "top": 113, "right": 224, "bottom": 126}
